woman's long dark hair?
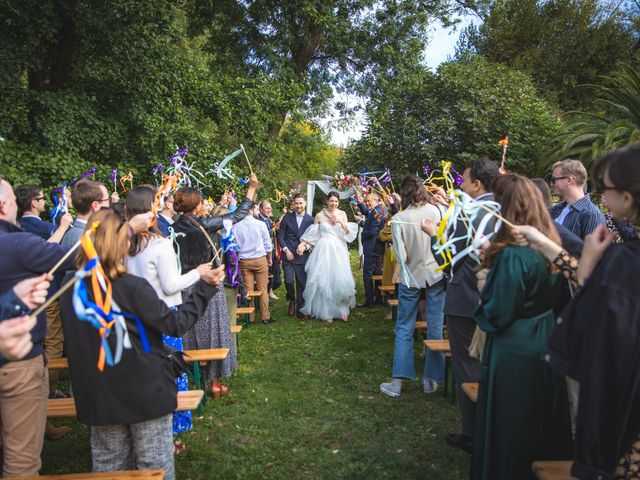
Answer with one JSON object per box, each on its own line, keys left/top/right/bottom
{"left": 591, "top": 143, "right": 640, "bottom": 227}
{"left": 125, "top": 186, "right": 162, "bottom": 256}
{"left": 399, "top": 174, "right": 432, "bottom": 210}
{"left": 482, "top": 174, "right": 561, "bottom": 269}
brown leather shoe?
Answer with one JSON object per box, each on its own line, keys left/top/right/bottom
{"left": 287, "top": 301, "right": 296, "bottom": 316}
{"left": 45, "top": 421, "right": 70, "bottom": 441}
{"left": 297, "top": 313, "right": 309, "bottom": 320}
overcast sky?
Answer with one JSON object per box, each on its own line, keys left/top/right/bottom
{"left": 325, "top": 15, "right": 473, "bottom": 146}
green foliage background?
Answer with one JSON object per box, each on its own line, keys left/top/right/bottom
{"left": 1, "top": 0, "right": 639, "bottom": 198}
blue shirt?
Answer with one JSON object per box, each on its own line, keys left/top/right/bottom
{"left": 233, "top": 216, "right": 273, "bottom": 260}
{"left": 549, "top": 194, "right": 606, "bottom": 240}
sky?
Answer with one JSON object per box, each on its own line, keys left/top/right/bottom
{"left": 325, "top": 15, "right": 474, "bottom": 147}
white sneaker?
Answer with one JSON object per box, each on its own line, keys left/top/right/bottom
{"left": 380, "top": 381, "right": 401, "bottom": 398}
{"left": 423, "top": 379, "right": 438, "bottom": 395}
{"left": 269, "top": 291, "right": 279, "bottom": 300}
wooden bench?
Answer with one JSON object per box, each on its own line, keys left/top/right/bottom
{"left": 48, "top": 357, "right": 69, "bottom": 370}
{"left": 230, "top": 324, "right": 243, "bottom": 352}
{"left": 415, "top": 320, "right": 426, "bottom": 330}
{"left": 184, "top": 349, "right": 229, "bottom": 403}
{"left": 461, "top": 382, "right": 478, "bottom": 403}
{"left": 388, "top": 298, "right": 399, "bottom": 321}
{"left": 236, "top": 306, "right": 255, "bottom": 327}
{"left": 424, "top": 340, "right": 453, "bottom": 402}
{"left": 22, "top": 470, "right": 164, "bottom": 479}
{"left": 424, "top": 339, "right": 451, "bottom": 353}
{"left": 48, "top": 391, "right": 204, "bottom": 418}
{"left": 49, "top": 349, "right": 229, "bottom": 372}
{"left": 378, "top": 285, "right": 396, "bottom": 298}
{"left": 532, "top": 461, "right": 575, "bottom": 480}
{"left": 246, "top": 290, "right": 263, "bottom": 313}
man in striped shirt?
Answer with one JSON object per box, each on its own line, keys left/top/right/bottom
{"left": 549, "top": 159, "right": 605, "bottom": 240}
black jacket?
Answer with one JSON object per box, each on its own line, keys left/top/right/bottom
{"left": 276, "top": 212, "right": 313, "bottom": 265}
{"left": 172, "top": 196, "right": 252, "bottom": 273}
{"left": 545, "top": 238, "right": 640, "bottom": 479}
{"left": 357, "top": 202, "right": 384, "bottom": 257}
{"left": 60, "top": 273, "right": 218, "bottom": 425}
{"left": 0, "top": 219, "right": 72, "bottom": 366}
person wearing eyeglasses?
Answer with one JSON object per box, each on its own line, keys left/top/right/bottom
{"left": 15, "top": 184, "right": 73, "bottom": 242}
{"left": 0, "top": 174, "right": 78, "bottom": 476}
{"left": 511, "top": 143, "right": 640, "bottom": 479}
{"left": 60, "top": 179, "right": 111, "bottom": 247}
{"left": 548, "top": 159, "right": 606, "bottom": 240}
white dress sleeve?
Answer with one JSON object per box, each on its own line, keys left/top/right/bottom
{"left": 300, "top": 224, "right": 322, "bottom": 246}
{"left": 344, "top": 222, "right": 359, "bottom": 243}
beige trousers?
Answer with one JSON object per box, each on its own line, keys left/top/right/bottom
{"left": 45, "top": 300, "right": 64, "bottom": 390}
{"left": 0, "top": 355, "right": 49, "bottom": 477}
{"left": 239, "top": 257, "right": 270, "bottom": 321}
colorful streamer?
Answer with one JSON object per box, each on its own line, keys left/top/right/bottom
{"left": 166, "top": 145, "right": 208, "bottom": 189}
{"left": 120, "top": 172, "right": 133, "bottom": 192}
{"left": 499, "top": 136, "right": 509, "bottom": 174}
{"left": 209, "top": 149, "right": 242, "bottom": 179}
{"left": 221, "top": 219, "right": 241, "bottom": 288}
{"left": 109, "top": 168, "right": 118, "bottom": 192}
{"left": 71, "top": 224, "right": 150, "bottom": 371}
{"left": 432, "top": 190, "right": 504, "bottom": 272}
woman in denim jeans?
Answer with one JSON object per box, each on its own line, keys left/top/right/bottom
{"left": 380, "top": 174, "right": 446, "bottom": 397}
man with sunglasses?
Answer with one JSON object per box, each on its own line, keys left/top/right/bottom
{"left": 15, "top": 184, "right": 72, "bottom": 242}
{"left": 549, "top": 159, "right": 605, "bottom": 240}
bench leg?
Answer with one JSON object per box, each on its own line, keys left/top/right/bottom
{"left": 192, "top": 361, "right": 207, "bottom": 413}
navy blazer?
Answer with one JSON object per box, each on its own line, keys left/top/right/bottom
{"left": 19, "top": 216, "right": 54, "bottom": 240}
{"left": 357, "top": 202, "right": 383, "bottom": 257}
{"left": 276, "top": 212, "right": 313, "bottom": 265}
{"left": 157, "top": 214, "right": 172, "bottom": 237}
{"left": 0, "top": 220, "right": 73, "bottom": 366}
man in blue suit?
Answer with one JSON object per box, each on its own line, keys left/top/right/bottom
{"left": 16, "top": 184, "right": 72, "bottom": 242}
{"left": 357, "top": 192, "right": 385, "bottom": 307}
{"left": 276, "top": 194, "right": 313, "bottom": 319}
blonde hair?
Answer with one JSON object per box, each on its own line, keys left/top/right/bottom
{"left": 552, "top": 159, "right": 587, "bottom": 186}
{"left": 75, "top": 209, "right": 130, "bottom": 279}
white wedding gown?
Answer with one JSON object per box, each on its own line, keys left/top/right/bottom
{"left": 300, "top": 221, "right": 358, "bottom": 321}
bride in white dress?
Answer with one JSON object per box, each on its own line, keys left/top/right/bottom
{"left": 296, "top": 192, "right": 358, "bottom": 323}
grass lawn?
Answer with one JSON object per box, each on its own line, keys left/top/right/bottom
{"left": 42, "top": 251, "right": 470, "bottom": 479}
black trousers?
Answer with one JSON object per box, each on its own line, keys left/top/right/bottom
{"left": 283, "top": 260, "right": 306, "bottom": 311}
{"left": 362, "top": 255, "right": 382, "bottom": 306}
{"left": 446, "top": 314, "right": 480, "bottom": 438}
{"left": 269, "top": 257, "right": 282, "bottom": 291}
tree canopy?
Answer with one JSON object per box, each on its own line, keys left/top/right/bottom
{"left": 457, "top": 0, "right": 638, "bottom": 111}
{"left": 345, "top": 55, "right": 562, "bottom": 176}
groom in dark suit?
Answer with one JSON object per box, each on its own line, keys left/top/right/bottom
{"left": 276, "top": 193, "right": 313, "bottom": 319}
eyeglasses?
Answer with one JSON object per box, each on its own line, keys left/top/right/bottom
{"left": 33, "top": 196, "right": 45, "bottom": 201}
{"left": 595, "top": 178, "right": 619, "bottom": 193}
{"left": 550, "top": 176, "right": 569, "bottom": 184}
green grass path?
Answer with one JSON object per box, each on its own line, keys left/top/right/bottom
{"left": 42, "top": 253, "right": 470, "bottom": 479}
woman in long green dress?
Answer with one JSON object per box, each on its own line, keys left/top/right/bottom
{"left": 471, "top": 174, "right": 573, "bottom": 480}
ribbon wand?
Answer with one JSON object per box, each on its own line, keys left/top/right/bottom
{"left": 240, "top": 144, "right": 254, "bottom": 176}
{"left": 30, "top": 275, "right": 80, "bottom": 317}
{"left": 109, "top": 168, "right": 118, "bottom": 193}
{"left": 499, "top": 136, "right": 509, "bottom": 174}
{"left": 47, "top": 222, "right": 100, "bottom": 276}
